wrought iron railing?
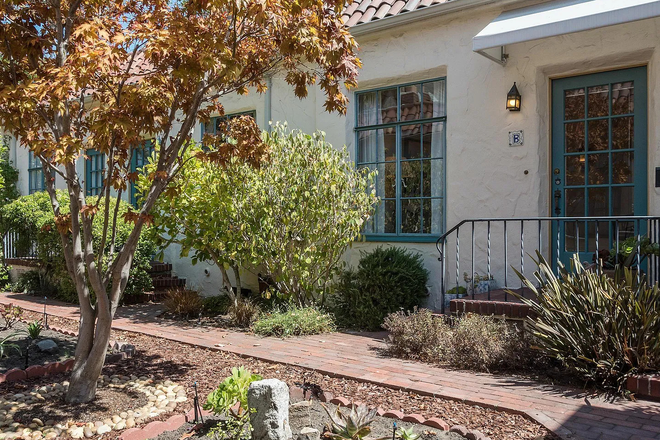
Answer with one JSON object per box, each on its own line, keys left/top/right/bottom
{"left": 3, "top": 230, "right": 39, "bottom": 260}
{"left": 436, "top": 216, "right": 660, "bottom": 313}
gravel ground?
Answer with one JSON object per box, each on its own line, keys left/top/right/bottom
{"left": 0, "top": 320, "right": 77, "bottom": 373}
{"left": 152, "top": 399, "right": 466, "bottom": 440}
{"left": 21, "top": 309, "right": 556, "bottom": 440}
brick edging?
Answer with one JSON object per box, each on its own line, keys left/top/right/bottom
{"left": 627, "top": 375, "right": 660, "bottom": 399}
{"left": 449, "top": 299, "right": 533, "bottom": 319}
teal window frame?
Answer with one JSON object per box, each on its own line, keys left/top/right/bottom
{"left": 85, "top": 149, "right": 105, "bottom": 196}
{"left": 130, "top": 139, "right": 155, "bottom": 207}
{"left": 355, "top": 77, "right": 447, "bottom": 243}
{"left": 28, "top": 151, "right": 45, "bottom": 194}
{"left": 202, "top": 110, "right": 257, "bottom": 138}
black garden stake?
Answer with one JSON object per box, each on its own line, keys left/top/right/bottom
{"left": 43, "top": 296, "right": 48, "bottom": 329}
{"left": 392, "top": 422, "right": 397, "bottom": 440}
{"left": 193, "top": 382, "right": 204, "bottom": 424}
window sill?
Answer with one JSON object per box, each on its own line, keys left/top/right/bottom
{"left": 359, "top": 234, "right": 440, "bottom": 243}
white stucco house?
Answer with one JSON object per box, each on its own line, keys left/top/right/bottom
{"left": 6, "top": 0, "right": 660, "bottom": 310}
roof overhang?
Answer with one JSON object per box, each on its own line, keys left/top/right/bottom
{"left": 473, "top": 0, "right": 660, "bottom": 64}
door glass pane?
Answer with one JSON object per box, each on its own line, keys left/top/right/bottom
{"left": 401, "top": 161, "right": 421, "bottom": 197}
{"left": 379, "top": 88, "right": 398, "bottom": 124}
{"left": 565, "top": 188, "right": 585, "bottom": 216}
{"left": 564, "top": 88, "right": 585, "bottom": 120}
{"left": 612, "top": 152, "right": 633, "bottom": 184}
{"left": 588, "top": 119, "right": 609, "bottom": 151}
{"left": 565, "top": 222, "right": 585, "bottom": 253}
{"left": 357, "top": 92, "right": 377, "bottom": 127}
{"left": 401, "top": 199, "right": 421, "bottom": 233}
{"left": 612, "top": 187, "right": 634, "bottom": 216}
{"left": 565, "top": 122, "right": 585, "bottom": 152}
{"left": 612, "top": 117, "right": 634, "bottom": 149}
{"left": 588, "top": 187, "right": 609, "bottom": 216}
{"left": 588, "top": 154, "right": 609, "bottom": 185}
{"left": 401, "top": 124, "right": 421, "bottom": 159}
{"left": 400, "top": 85, "right": 421, "bottom": 121}
{"left": 587, "top": 85, "right": 609, "bottom": 117}
{"left": 422, "top": 80, "right": 446, "bottom": 118}
{"left": 566, "top": 155, "right": 585, "bottom": 185}
{"left": 612, "top": 81, "right": 634, "bottom": 115}
{"left": 588, "top": 221, "right": 609, "bottom": 254}
{"left": 422, "top": 122, "right": 444, "bottom": 158}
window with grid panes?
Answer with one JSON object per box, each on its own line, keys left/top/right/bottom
{"left": 355, "top": 78, "right": 446, "bottom": 239}
{"left": 28, "top": 151, "right": 45, "bottom": 194}
{"left": 130, "top": 139, "right": 155, "bottom": 207}
{"left": 85, "top": 149, "right": 105, "bottom": 196}
{"left": 203, "top": 111, "right": 257, "bottom": 138}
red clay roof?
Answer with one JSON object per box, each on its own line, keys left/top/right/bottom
{"left": 342, "top": 0, "right": 454, "bottom": 27}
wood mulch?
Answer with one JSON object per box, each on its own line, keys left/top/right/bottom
{"left": 19, "top": 309, "right": 556, "bottom": 440}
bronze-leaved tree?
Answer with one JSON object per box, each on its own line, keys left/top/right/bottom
{"left": 0, "top": 0, "right": 359, "bottom": 403}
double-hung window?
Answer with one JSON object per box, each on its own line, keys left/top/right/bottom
{"left": 203, "top": 110, "right": 257, "bottom": 138}
{"left": 28, "top": 151, "right": 45, "bottom": 194}
{"left": 355, "top": 78, "right": 446, "bottom": 240}
{"left": 85, "top": 149, "right": 105, "bottom": 196}
{"left": 130, "top": 140, "right": 155, "bottom": 207}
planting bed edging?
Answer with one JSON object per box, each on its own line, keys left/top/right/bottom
{"left": 626, "top": 375, "right": 660, "bottom": 399}
{"left": 449, "top": 299, "right": 533, "bottom": 319}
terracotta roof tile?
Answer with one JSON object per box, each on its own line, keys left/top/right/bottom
{"left": 342, "top": 0, "right": 454, "bottom": 26}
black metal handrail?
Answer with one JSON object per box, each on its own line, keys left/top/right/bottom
{"left": 436, "top": 216, "right": 660, "bottom": 313}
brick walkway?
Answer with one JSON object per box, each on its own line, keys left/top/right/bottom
{"left": 4, "top": 293, "right": 660, "bottom": 440}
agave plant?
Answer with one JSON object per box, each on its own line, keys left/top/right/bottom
{"left": 0, "top": 333, "right": 21, "bottom": 358}
{"left": 397, "top": 427, "right": 420, "bottom": 440}
{"left": 321, "top": 404, "right": 387, "bottom": 440}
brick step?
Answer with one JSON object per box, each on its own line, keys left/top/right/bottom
{"left": 149, "top": 262, "right": 173, "bottom": 274}
{"left": 152, "top": 276, "right": 186, "bottom": 289}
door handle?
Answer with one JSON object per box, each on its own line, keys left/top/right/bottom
{"left": 554, "top": 189, "right": 562, "bottom": 216}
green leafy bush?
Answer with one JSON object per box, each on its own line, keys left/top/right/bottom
{"left": 202, "top": 294, "right": 232, "bottom": 315}
{"left": 252, "top": 306, "right": 336, "bottom": 337}
{"left": 27, "top": 320, "right": 43, "bottom": 339}
{"left": 0, "top": 264, "right": 11, "bottom": 291}
{"left": 516, "top": 254, "right": 660, "bottom": 390}
{"left": 204, "top": 366, "right": 262, "bottom": 418}
{"left": 147, "top": 125, "right": 377, "bottom": 306}
{"left": 163, "top": 287, "right": 203, "bottom": 318}
{"left": 0, "top": 191, "right": 156, "bottom": 303}
{"left": 333, "top": 246, "right": 429, "bottom": 330}
{"left": 383, "top": 309, "right": 537, "bottom": 372}
{"left": 1, "top": 303, "right": 22, "bottom": 329}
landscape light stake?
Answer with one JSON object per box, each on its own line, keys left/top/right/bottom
{"left": 193, "top": 382, "right": 204, "bottom": 424}
{"left": 392, "top": 422, "right": 397, "bottom": 440}
{"left": 43, "top": 297, "right": 48, "bottom": 329}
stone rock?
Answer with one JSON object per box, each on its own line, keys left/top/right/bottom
{"left": 297, "top": 427, "right": 320, "bottom": 440}
{"left": 83, "top": 427, "right": 93, "bottom": 438}
{"left": 97, "top": 424, "right": 111, "bottom": 435}
{"left": 248, "top": 379, "right": 292, "bottom": 440}
{"left": 35, "top": 340, "right": 57, "bottom": 354}
{"left": 69, "top": 427, "right": 84, "bottom": 439}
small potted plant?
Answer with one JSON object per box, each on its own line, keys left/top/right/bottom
{"left": 463, "top": 272, "right": 496, "bottom": 294}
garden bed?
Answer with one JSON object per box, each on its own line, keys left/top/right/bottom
{"left": 19, "top": 309, "right": 555, "bottom": 440}
{"left": 151, "top": 399, "right": 466, "bottom": 440}
{"left": 0, "top": 321, "right": 77, "bottom": 373}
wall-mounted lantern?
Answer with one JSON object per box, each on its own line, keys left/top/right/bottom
{"left": 506, "top": 82, "right": 521, "bottom": 111}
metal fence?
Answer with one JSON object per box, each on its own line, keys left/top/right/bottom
{"left": 3, "top": 230, "right": 39, "bottom": 260}
{"left": 436, "top": 216, "right": 660, "bottom": 313}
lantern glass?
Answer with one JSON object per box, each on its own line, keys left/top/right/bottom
{"left": 506, "top": 82, "right": 521, "bottom": 111}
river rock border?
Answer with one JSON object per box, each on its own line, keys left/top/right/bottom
{"left": 0, "top": 376, "right": 186, "bottom": 439}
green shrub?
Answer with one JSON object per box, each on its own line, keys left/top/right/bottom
{"left": 516, "top": 253, "right": 660, "bottom": 391}
{"left": 163, "top": 287, "right": 203, "bottom": 318}
{"left": 202, "top": 294, "right": 232, "bottom": 315}
{"left": 0, "top": 191, "right": 157, "bottom": 303}
{"left": 333, "top": 246, "right": 429, "bottom": 330}
{"left": 252, "top": 306, "right": 336, "bottom": 337}
{"left": 228, "top": 299, "right": 260, "bottom": 327}
{"left": 383, "top": 309, "right": 538, "bottom": 372}
{"left": 204, "top": 366, "right": 262, "bottom": 418}
{"left": 0, "top": 264, "right": 11, "bottom": 291}
{"left": 1, "top": 303, "right": 22, "bottom": 329}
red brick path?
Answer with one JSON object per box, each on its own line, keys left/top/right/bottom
{"left": 5, "top": 293, "right": 660, "bottom": 440}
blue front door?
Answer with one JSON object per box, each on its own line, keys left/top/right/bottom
{"left": 551, "top": 67, "right": 648, "bottom": 266}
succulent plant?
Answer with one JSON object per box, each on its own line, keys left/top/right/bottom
{"left": 321, "top": 403, "right": 387, "bottom": 440}
{"left": 397, "top": 427, "right": 420, "bottom": 440}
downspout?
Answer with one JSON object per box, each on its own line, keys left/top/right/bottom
{"left": 265, "top": 75, "right": 272, "bottom": 132}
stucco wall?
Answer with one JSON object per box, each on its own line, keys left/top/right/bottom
{"left": 8, "top": 2, "right": 660, "bottom": 308}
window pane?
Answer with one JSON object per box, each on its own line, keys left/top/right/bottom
{"left": 422, "top": 199, "right": 444, "bottom": 234}
{"left": 401, "top": 124, "right": 421, "bottom": 159}
{"left": 401, "top": 199, "right": 421, "bottom": 233}
{"left": 587, "top": 119, "right": 608, "bottom": 151}
{"left": 422, "top": 159, "right": 443, "bottom": 198}
{"left": 588, "top": 153, "right": 608, "bottom": 185}
{"left": 400, "top": 85, "right": 421, "bottom": 121}
{"left": 357, "top": 92, "right": 377, "bottom": 127}
{"left": 588, "top": 187, "right": 609, "bottom": 216}
{"left": 401, "top": 160, "right": 421, "bottom": 197}
{"left": 612, "top": 117, "right": 634, "bottom": 150}
{"left": 565, "top": 222, "right": 585, "bottom": 253}
{"left": 564, "top": 88, "right": 585, "bottom": 120}
{"left": 383, "top": 200, "right": 396, "bottom": 233}
{"left": 379, "top": 88, "right": 398, "bottom": 124}
{"left": 384, "top": 162, "right": 396, "bottom": 198}
{"left": 423, "top": 80, "right": 446, "bottom": 118}
{"left": 612, "top": 187, "right": 634, "bottom": 216}
{"left": 422, "top": 122, "right": 444, "bottom": 158}
{"left": 612, "top": 152, "right": 633, "bottom": 184}
{"left": 565, "top": 122, "right": 585, "bottom": 152}
{"left": 612, "top": 82, "right": 634, "bottom": 115}
{"left": 566, "top": 155, "right": 585, "bottom": 185}
{"left": 587, "top": 85, "right": 609, "bottom": 118}
{"left": 565, "top": 188, "right": 585, "bottom": 216}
